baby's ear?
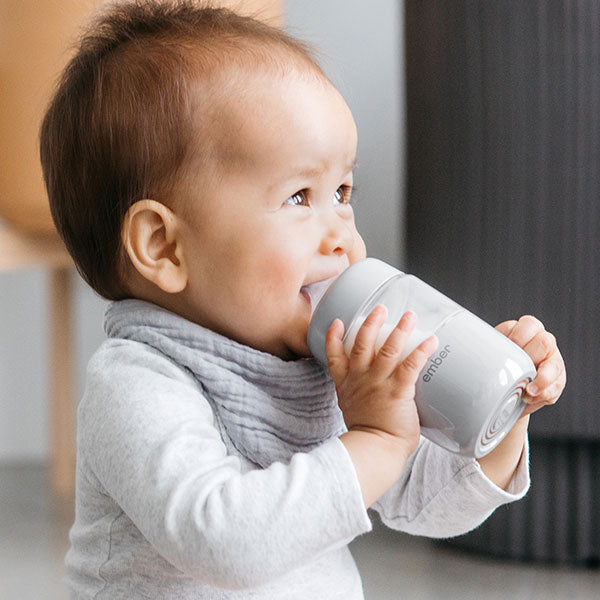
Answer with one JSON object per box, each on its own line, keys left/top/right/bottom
{"left": 121, "top": 200, "right": 188, "bottom": 294}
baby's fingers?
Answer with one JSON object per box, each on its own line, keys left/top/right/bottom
{"left": 503, "top": 315, "right": 545, "bottom": 349}
{"left": 372, "top": 311, "right": 417, "bottom": 378}
{"left": 393, "top": 335, "right": 439, "bottom": 388}
{"left": 348, "top": 305, "right": 388, "bottom": 371}
{"left": 523, "top": 329, "right": 558, "bottom": 366}
{"left": 525, "top": 358, "right": 566, "bottom": 402}
{"left": 523, "top": 379, "right": 566, "bottom": 415}
{"left": 495, "top": 319, "right": 518, "bottom": 338}
{"left": 325, "top": 318, "right": 349, "bottom": 383}
{"left": 519, "top": 328, "right": 565, "bottom": 400}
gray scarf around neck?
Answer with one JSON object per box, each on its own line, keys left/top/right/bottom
{"left": 104, "top": 300, "right": 345, "bottom": 468}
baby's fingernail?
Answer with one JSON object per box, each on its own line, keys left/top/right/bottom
{"left": 401, "top": 311, "right": 416, "bottom": 326}
{"left": 527, "top": 383, "right": 539, "bottom": 396}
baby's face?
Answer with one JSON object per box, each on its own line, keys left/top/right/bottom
{"left": 177, "top": 68, "right": 366, "bottom": 359}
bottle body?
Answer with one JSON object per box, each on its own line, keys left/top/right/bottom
{"left": 307, "top": 258, "right": 536, "bottom": 458}
{"left": 341, "top": 273, "right": 462, "bottom": 361}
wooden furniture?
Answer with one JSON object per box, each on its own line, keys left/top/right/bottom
{"left": 0, "top": 229, "right": 75, "bottom": 498}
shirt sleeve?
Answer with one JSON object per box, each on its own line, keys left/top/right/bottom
{"left": 372, "top": 435, "right": 530, "bottom": 539}
{"left": 79, "top": 340, "right": 372, "bottom": 589}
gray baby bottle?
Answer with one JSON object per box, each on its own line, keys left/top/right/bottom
{"left": 307, "top": 258, "right": 536, "bottom": 458}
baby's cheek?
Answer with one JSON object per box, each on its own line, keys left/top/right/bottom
{"left": 253, "top": 258, "right": 298, "bottom": 299}
{"left": 349, "top": 232, "right": 367, "bottom": 263}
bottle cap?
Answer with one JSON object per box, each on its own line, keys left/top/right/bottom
{"left": 307, "top": 257, "right": 401, "bottom": 364}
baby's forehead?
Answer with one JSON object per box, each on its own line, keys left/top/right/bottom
{"left": 189, "top": 46, "right": 328, "bottom": 109}
{"left": 186, "top": 57, "right": 333, "bottom": 156}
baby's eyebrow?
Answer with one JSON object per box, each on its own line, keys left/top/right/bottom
{"left": 295, "top": 165, "right": 324, "bottom": 178}
{"left": 295, "top": 157, "right": 357, "bottom": 178}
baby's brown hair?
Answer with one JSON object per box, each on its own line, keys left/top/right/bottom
{"left": 40, "top": 0, "right": 320, "bottom": 299}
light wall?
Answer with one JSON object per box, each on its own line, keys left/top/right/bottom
{"left": 286, "top": 0, "right": 405, "bottom": 267}
{"left": 0, "top": 0, "right": 404, "bottom": 462}
{"left": 0, "top": 265, "right": 107, "bottom": 461}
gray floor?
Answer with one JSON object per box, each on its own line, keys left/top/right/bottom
{"left": 1, "top": 464, "right": 599, "bottom": 600}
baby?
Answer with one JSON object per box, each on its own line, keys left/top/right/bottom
{"left": 40, "top": 2, "right": 566, "bottom": 598}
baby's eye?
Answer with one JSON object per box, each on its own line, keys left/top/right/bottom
{"left": 334, "top": 185, "right": 352, "bottom": 205}
{"left": 283, "top": 190, "right": 309, "bottom": 207}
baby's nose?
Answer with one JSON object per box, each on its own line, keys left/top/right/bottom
{"left": 319, "top": 214, "right": 354, "bottom": 256}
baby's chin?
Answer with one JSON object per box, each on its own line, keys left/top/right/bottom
{"left": 277, "top": 338, "right": 312, "bottom": 362}
{"left": 272, "top": 305, "right": 317, "bottom": 361}
{"left": 280, "top": 328, "right": 314, "bottom": 361}
{"left": 290, "top": 346, "right": 314, "bottom": 361}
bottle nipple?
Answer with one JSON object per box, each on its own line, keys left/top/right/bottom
{"left": 302, "top": 276, "right": 339, "bottom": 316}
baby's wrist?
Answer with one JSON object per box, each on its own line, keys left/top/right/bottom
{"left": 340, "top": 428, "right": 415, "bottom": 507}
{"left": 346, "top": 425, "right": 417, "bottom": 459}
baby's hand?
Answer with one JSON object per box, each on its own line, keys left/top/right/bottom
{"left": 496, "top": 315, "right": 566, "bottom": 416}
{"left": 326, "top": 306, "right": 438, "bottom": 455}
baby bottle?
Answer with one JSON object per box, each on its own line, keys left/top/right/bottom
{"left": 307, "top": 258, "right": 536, "bottom": 458}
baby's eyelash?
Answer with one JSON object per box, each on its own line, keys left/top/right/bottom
{"left": 284, "top": 185, "right": 357, "bottom": 208}
{"left": 283, "top": 189, "right": 309, "bottom": 207}
{"left": 338, "top": 184, "right": 356, "bottom": 204}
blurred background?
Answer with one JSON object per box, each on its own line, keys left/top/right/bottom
{"left": 1, "top": 1, "right": 599, "bottom": 598}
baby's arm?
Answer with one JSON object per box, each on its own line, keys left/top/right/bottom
{"left": 80, "top": 343, "right": 371, "bottom": 589}
{"left": 477, "top": 315, "right": 566, "bottom": 489}
{"left": 325, "top": 307, "right": 438, "bottom": 507}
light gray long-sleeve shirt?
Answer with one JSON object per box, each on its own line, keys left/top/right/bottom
{"left": 65, "top": 301, "right": 529, "bottom": 599}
